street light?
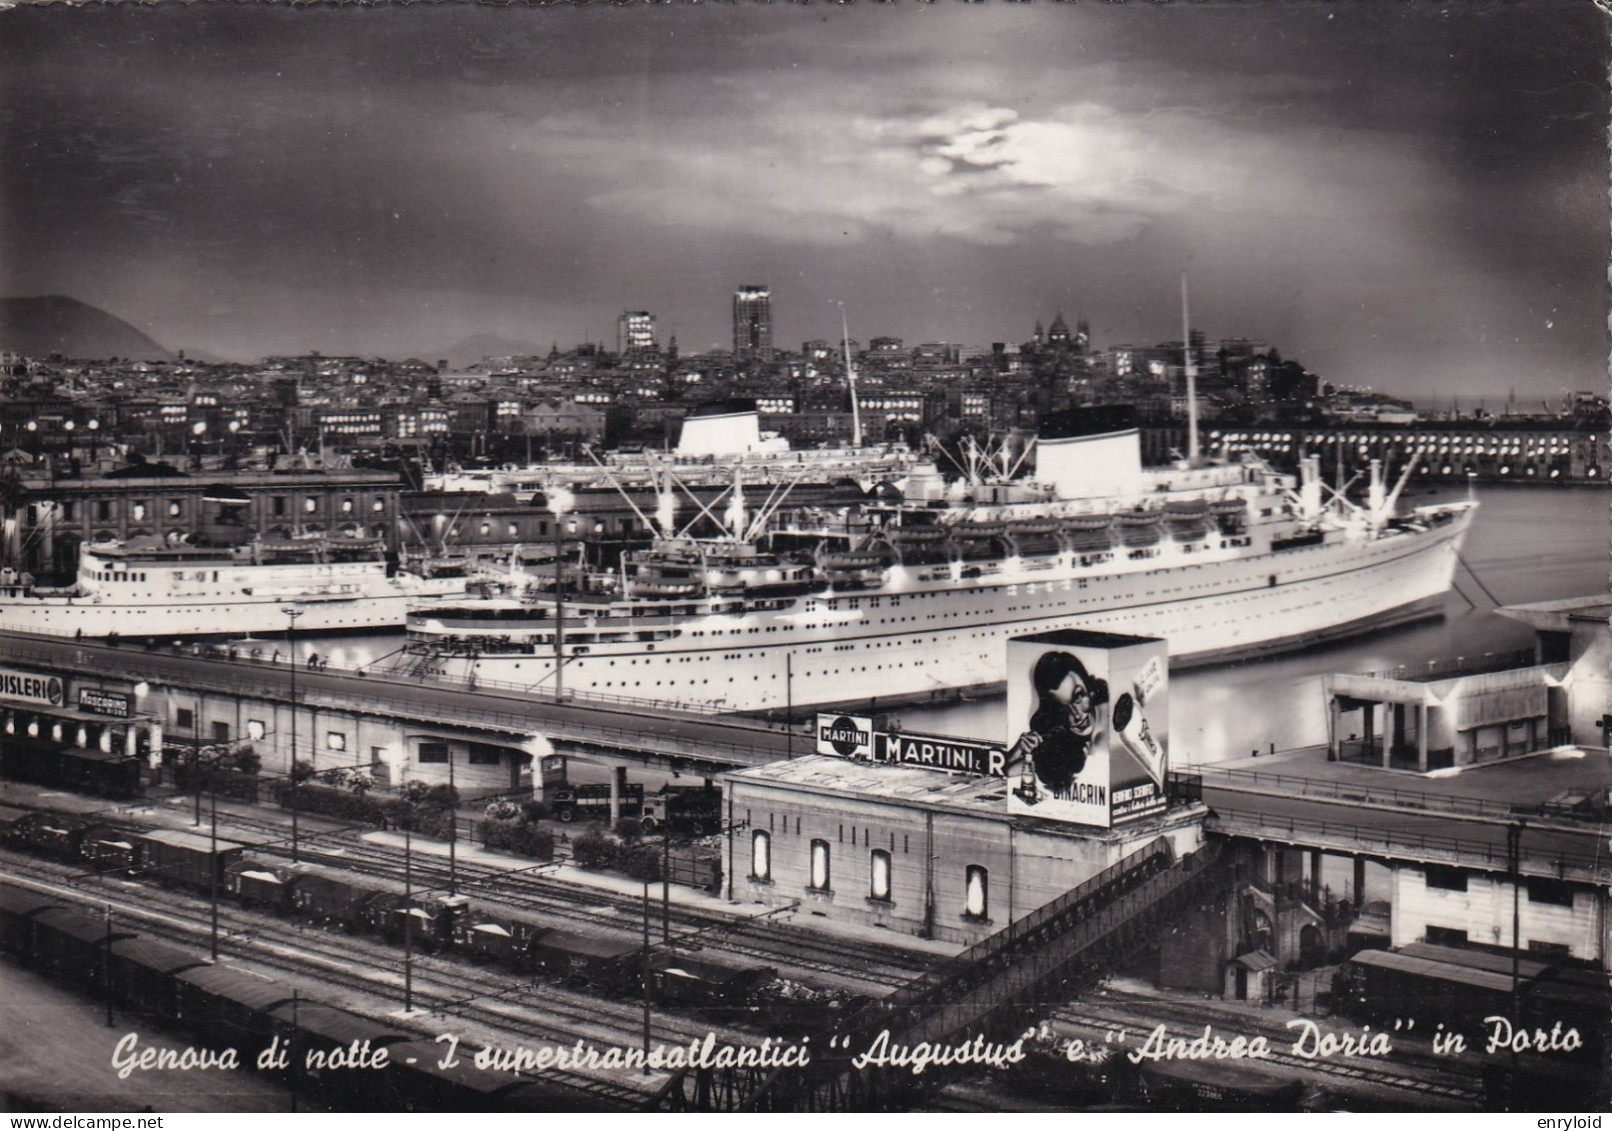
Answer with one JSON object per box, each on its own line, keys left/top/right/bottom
{"left": 283, "top": 605, "right": 304, "bottom": 862}
{"left": 547, "top": 487, "right": 575, "bottom": 699}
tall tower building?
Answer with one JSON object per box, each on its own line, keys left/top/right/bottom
{"left": 618, "top": 311, "right": 658, "bottom": 355}
{"left": 732, "top": 285, "right": 773, "bottom": 362}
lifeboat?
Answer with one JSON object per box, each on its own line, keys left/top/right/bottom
{"left": 631, "top": 580, "right": 701, "bottom": 597}
{"left": 818, "top": 550, "right": 888, "bottom": 571}
{"left": 1115, "top": 512, "right": 1162, "bottom": 526}
{"left": 1211, "top": 499, "right": 1248, "bottom": 515}
{"left": 1007, "top": 518, "right": 1060, "bottom": 536}
{"left": 890, "top": 525, "right": 947, "bottom": 543}
{"left": 954, "top": 521, "right": 1007, "bottom": 540}
{"left": 1061, "top": 514, "right": 1114, "bottom": 531}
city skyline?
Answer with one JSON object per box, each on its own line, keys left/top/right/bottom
{"left": 1, "top": 3, "right": 1603, "bottom": 400}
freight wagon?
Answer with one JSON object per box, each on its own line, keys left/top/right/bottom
{"left": 134, "top": 828, "right": 246, "bottom": 893}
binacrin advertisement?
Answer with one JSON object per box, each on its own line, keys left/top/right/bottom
{"left": 1004, "top": 629, "right": 1169, "bottom": 828}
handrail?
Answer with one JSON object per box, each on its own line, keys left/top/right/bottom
{"left": 1205, "top": 806, "right": 1610, "bottom": 882}
{"left": 1194, "top": 759, "right": 1522, "bottom": 819}
{"left": 1, "top": 633, "right": 793, "bottom": 764}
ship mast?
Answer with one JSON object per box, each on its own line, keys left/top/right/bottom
{"left": 1182, "top": 272, "right": 1200, "bottom": 464}
{"left": 841, "top": 304, "right": 863, "bottom": 449}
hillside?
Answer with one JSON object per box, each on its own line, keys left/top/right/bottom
{"left": 0, "top": 295, "right": 175, "bottom": 362}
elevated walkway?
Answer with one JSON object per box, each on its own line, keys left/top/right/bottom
{"left": 655, "top": 834, "right": 1229, "bottom": 1111}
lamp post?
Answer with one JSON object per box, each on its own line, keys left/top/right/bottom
{"left": 547, "top": 487, "right": 574, "bottom": 699}
{"left": 1508, "top": 819, "right": 1527, "bottom": 1021}
{"left": 404, "top": 818, "right": 414, "bottom": 1013}
{"left": 282, "top": 605, "right": 304, "bottom": 862}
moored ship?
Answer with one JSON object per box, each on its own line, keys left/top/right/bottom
{"left": 0, "top": 533, "right": 469, "bottom": 638}
{"left": 401, "top": 406, "right": 1477, "bottom": 712}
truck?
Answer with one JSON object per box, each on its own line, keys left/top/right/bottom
{"left": 548, "top": 782, "right": 645, "bottom": 824}
{"left": 638, "top": 784, "right": 722, "bottom": 835}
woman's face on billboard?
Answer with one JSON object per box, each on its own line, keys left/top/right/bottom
{"left": 1051, "top": 670, "right": 1094, "bottom": 731}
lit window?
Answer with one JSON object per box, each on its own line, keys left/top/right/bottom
{"left": 751, "top": 830, "right": 771, "bottom": 881}
{"left": 246, "top": 719, "right": 266, "bottom": 741}
{"left": 131, "top": 502, "right": 147, "bottom": 521}
{"left": 965, "top": 865, "right": 989, "bottom": 919}
{"left": 809, "top": 839, "right": 831, "bottom": 891}
{"left": 373, "top": 498, "right": 385, "bottom": 513}
{"left": 341, "top": 498, "right": 354, "bottom": 514}
{"left": 870, "top": 849, "right": 891, "bottom": 901}
{"left": 304, "top": 498, "right": 318, "bottom": 514}
{"left": 326, "top": 731, "right": 347, "bottom": 752}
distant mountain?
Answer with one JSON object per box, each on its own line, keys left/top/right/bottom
{"left": 0, "top": 295, "right": 174, "bottom": 362}
{"left": 439, "top": 333, "right": 546, "bottom": 368}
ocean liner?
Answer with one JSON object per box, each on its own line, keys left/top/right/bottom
{"left": 402, "top": 406, "right": 1477, "bottom": 712}
{"left": 0, "top": 533, "right": 469, "bottom": 638}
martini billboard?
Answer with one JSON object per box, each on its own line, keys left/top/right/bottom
{"left": 1004, "top": 629, "right": 1169, "bottom": 828}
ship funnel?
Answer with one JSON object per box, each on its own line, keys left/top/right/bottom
{"left": 677, "top": 399, "right": 773, "bottom": 456}
{"left": 1034, "top": 406, "right": 1143, "bottom": 501}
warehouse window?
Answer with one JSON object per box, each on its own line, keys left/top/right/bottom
{"left": 1425, "top": 925, "right": 1468, "bottom": 948}
{"left": 870, "top": 849, "right": 892, "bottom": 902}
{"left": 326, "top": 731, "right": 347, "bottom": 752}
{"left": 751, "top": 831, "right": 771, "bottom": 881}
{"left": 174, "top": 708, "right": 194, "bottom": 730}
{"left": 1424, "top": 865, "right": 1468, "bottom": 892}
{"left": 467, "top": 743, "right": 501, "bottom": 765}
{"left": 964, "top": 865, "right": 989, "bottom": 920}
{"left": 417, "top": 742, "right": 449, "bottom": 764}
{"left": 809, "top": 839, "right": 831, "bottom": 892}
{"left": 246, "top": 719, "right": 266, "bottom": 741}
{"left": 1526, "top": 878, "right": 1575, "bottom": 907}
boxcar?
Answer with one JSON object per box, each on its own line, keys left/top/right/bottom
{"left": 135, "top": 828, "right": 246, "bottom": 893}
{"left": 0, "top": 882, "right": 64, "bottom": 957}
{"left": 365, "top": 893, "right": 468, "bottom": 953}
{"left": 266, "top": 1001, "right": 413, "bottom": 1108}
{"left": 649, "top": 954, "right": 776, "bottom": 1014}
{"left": 17, "top": 811, "right": 89, "bottom": 862}
{"left": 0, "top": 803, "right": 33, "bottom": 846}
{"left": 1135, "top": 1059, "right": 1305, "bottom": 1112}
{"left": 173, "top": 963, "right": 294, "bottom": 1049}
{"left": 105, "top": 936, "right": 207, "bottom": 1021}
{"left": 288, "top": 872, "right": 385, "bottom": 930}
{"left": 80, "top": 825, "right": 140, "bottom": 874}
{"left": 1335, "top": 948, "right": 1517, "bottom": 1030}
{"left": 528, "top": 927, "right": 641, "bottom": 992}
{"left": 58, "top": 747, "right": 142, "bottom": 800}
{"left": 225, "top": 859, "right": 304, "bottom": 913}
{"left": 452, "top": 909, "right": 548, "bottom": 968}
{"left": 380, "top": 1039, "right": 525, "bottom": 1112}
{"left": 28, "top": 905, "right": 136, "bottom": 989}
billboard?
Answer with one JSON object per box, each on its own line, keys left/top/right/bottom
{"left": 815, "top": 713, "right": 876, "bottom": 760}
{"left": 78, "top": 687, "right": 131, "bottom": 718}
{"left": 0, "top": 666, "right": 65, "bottom": 709}
{"left": 1004, "top": 630, "right": 1168, "bottom": 828}
{"left": 813, "top": 714, "right": 1007, "bottom": 776}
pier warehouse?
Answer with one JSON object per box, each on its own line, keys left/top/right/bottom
{"left": 723, "top": 754, "right": 1204, "bottom": 945}
{"left": 723, "top": 630, "right": 1205, "bottom": 945}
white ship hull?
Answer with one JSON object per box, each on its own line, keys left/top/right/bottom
{"left": 411, "top": 502, "right": 1474, "bottom": 712}
{"left": 0, "top": 544, "right": 467, "bottom": 638}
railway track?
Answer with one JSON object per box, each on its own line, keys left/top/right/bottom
{"left": 0, "top": 848, "right": 777, "bottom": 1109}
{"left": 1047, "top": 986, "right": 1485, "bottom": 1109}
{"left": 196, "top": 803, "right": 935, "bottom": 991}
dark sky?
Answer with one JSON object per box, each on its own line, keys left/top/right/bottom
{"left": 1, "top": 2, "right": 1604, "bottom": 402}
